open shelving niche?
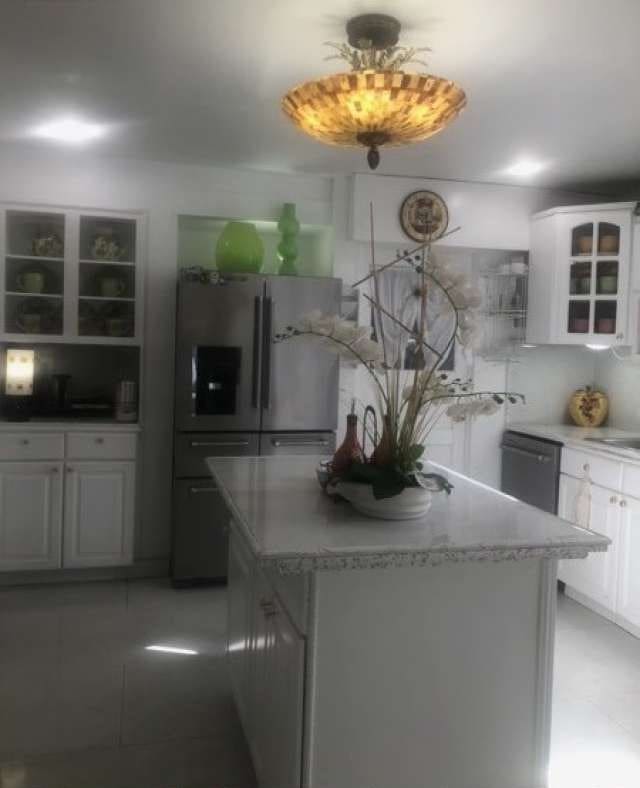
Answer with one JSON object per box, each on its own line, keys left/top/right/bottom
{"left": 177, "top": 214, "right": 334, "bottom": 277}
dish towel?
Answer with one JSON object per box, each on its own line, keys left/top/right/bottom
{"left": 575, "top": 470, "right": 592, "bottom": 530}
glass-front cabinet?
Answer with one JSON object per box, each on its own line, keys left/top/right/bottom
{"left": 527, "top": 203, "right": 636, "bottom": 347}
{"left": 0, "top": 205, "right": 144, "bottom": 344}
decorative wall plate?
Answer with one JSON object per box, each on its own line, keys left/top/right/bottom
{"left": 399, "top": 190, "right": 449, "bottom": 242}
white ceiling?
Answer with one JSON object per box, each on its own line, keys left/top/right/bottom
{"left": 1, "top": 0, "right": 640, "bottom": 192}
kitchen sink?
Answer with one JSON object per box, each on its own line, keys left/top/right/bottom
{"left": 585, "top": 437, "right": 640, "bottom": 451}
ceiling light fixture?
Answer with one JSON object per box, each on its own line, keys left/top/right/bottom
{"left": 282, "top": 13, "right": 466, "bottom": 170}
{"left": 31, "top": 116, "right": 105, "bottom": 145}
{"left": 504, "top": 159, "right": 545, "bottom": 178}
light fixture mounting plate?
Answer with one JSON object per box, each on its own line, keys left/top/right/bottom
{"left": 346, "top": 14, "right": 401, "bottom": 50}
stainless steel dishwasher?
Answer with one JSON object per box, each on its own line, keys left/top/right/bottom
{"left": 500, "top": 430, "right": 562, "bottom": 514}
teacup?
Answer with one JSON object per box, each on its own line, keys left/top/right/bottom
{"left": 107, "top": 318, "right": 131, "bottom": 337}
{"left": 100, "top": 277, "right": 126, "bottom": 298}
{"left": 17, "top": 271, "right": 45, "bottom": 294}
{"left": 17, "top": 313, "right": 42, "bottom": 333}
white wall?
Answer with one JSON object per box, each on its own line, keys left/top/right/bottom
{"left": 506, "top": 346, "right": 597, "bottom": 425}
{"left": 594, "top": 352, "right": 640, "bottom": 430}
{"left": 0, "top": 148, "right": 333, "bottom": 561}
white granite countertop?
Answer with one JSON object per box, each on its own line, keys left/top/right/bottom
{"left": 508, "top": 423, "right": 640, "bottom": 464}
{"left": 0, "top": 419, "right": 141, "bottom": 432}
{"left": 208, "top": 456, "right": 608, "bottom": 574}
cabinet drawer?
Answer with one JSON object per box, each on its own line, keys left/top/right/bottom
{"left": 66, "top": 432, "right": 137, "bottom": 460}
{"left": 561, "top": 447, "right": 623, "bottom": 491}
{"left": 0, "top": 433, "right": 64, "bottom": 460}
{"left": 622, "top": 463, "right": 640, "bottom": 499}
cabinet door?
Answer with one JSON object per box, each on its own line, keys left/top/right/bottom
{"left": 558, "top": 474, "right": 620, "bottom": 612}
{"left": 251, "top": 572, "right": 305, "bottom": 788}
{"left": 63, "top": 461, "right": 135, "bottom": 567}
{"left": 227, "top": 530, "right": 255, "bottom": 734}
{"left": 0, "top": 461, "right": 63, "bottom": 570}
{"left": 557, "top": 210, "right": 632, "bottom": 346}
{"left": 616, "top": 496, "right": 640, "bottom": 631}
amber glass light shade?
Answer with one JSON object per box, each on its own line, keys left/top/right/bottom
{"left": 282, "top": 70, "right": 466, "bottom": 156}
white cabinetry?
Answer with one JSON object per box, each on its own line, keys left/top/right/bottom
{"left": 527, "top": 202, "right": 636, "bottom": 347}
{"left": 616, "top": 496, "right": 640, "bottom": 631}
{"left": 558, "top": 447, "right": 640, "bottom": 637}
{"left": 558, "top": 474, "right": 620, "bottom": 615}
{"left": 227, "top": 530, "right": 305, "bottom": 788}
{"left": 63, "top": 461, "right": 135, "bottom": 568}
{"left": 0, "top": 205, "right": 145, "bottom": 346}
{"left": 0, "top": 427, "right": 137, "bottom": 572}
{"left": 0, "top": 461, "right": 63, "bottom": 570}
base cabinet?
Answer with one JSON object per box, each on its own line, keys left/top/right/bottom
{"left": 558, "top": 474, "right": 620, "bottom": 612}
{"left": 63, "top": 461, "right": 135, "bottom": 568}
{"left": 616, "top": 496, "right": 640, "bottom": 631}
{"left": 228, "top": 530, "right": 305, "bottom": 788}
{"left": 559, "top": 463, "right": 640, "bottom": 636}
{"left": 0, "top": 461, "right": 63, "bottom": 570}
{"left": 0, "top": 429, "right": 138, "bottom": 573}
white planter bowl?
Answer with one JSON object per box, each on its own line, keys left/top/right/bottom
{"left": 331, "top": 481, "right": 433, "bottom": 520}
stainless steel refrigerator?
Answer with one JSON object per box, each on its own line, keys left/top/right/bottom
{"left": 172, "top": 275, "right": 341, "bottom": 585}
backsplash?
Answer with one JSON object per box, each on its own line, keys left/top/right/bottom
{"left": 0, "top": 343, "right": 140, "bottom": 418}
{"left": 594, "top": 352, "right": 640, "bottom": 430}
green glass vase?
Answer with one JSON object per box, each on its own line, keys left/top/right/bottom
{"left": 277, "top": 203, "right": 300, "bottom": 276}
{"left": 215, "top": 222, "right": 264, "bottom": 274}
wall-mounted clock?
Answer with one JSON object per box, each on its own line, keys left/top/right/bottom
{"left": 399, "top": 190, "right": 449, "bottom": 243}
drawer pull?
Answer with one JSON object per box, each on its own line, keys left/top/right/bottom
{"left": 272, "top": 439, "right": 330, "bottom": 448}
{"left": 500, "top": 444, "right": 551, "bottom": 463}
{"left": 189, "top": 440, "right": 250, "bottom": 448}
{"left": 20, "top": 439, "right": 29, "bottom": 446}
{"left": 583, "top": 463, "right": 590, "bottom": 473}
{"left": 610, "top": 495, "right": 618, "bottom": 505}
{"left": 620, "top": 500, "right": 628, "bottom": 508}
{"left": 95, "top": 437, "right": 105, "bottom": 445}
{"left": 188, "top": 486, "right": 218, "bottom": 494}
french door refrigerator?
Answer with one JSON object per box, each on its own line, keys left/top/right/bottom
{"left": 172, "top": 275, "right": 341, "bottom": 585}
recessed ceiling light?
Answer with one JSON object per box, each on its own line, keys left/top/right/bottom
{"left": 31, "top": 116, "right": 106, "bottom": 144}
{"left": 504, "top": 159, "right": 545, "bottom": 178}
{"left": 145, "top": 644, "right": 198, "bottom": 655}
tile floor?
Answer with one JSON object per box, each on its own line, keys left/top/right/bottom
{"left": 550, "top": 593, "right": 640, "bottom": 788}
{"left": 0, "top": 579, "right": 256, "bottom": 788}
{"left": 1, "top": 581, "right": 639, "bottom": 788}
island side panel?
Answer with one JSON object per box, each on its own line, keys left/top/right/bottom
{"left": 306, "top": 559, "right": 553, "bottom": 788}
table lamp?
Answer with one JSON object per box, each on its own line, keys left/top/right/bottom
{"left": 5, "top": 348, "right": 35, "bottom": 421}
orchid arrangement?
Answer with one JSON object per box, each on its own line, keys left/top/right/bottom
{"left": 275, "top": 217, "right": 524, "bottom": 499}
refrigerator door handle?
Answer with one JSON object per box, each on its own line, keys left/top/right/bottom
{"left": 251, "top": 296, "right": 262, "bottom": 409}
{"left": 261, "top": 296, "right": 273, "bottom": 410}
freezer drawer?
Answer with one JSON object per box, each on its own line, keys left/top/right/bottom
{"left": 172, "top": 479, "right": 230, "bottom": 583}
{"left": 259, "top": 432, "right": 335, "bottom": 456}
{"left": 174, "top": 432, "right": 259, "bottom": 477}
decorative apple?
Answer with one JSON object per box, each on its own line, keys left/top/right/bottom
{"left": 569, "top": 386, "right": 609, "bottom": 427}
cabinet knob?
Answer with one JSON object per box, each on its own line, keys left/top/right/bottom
{"left": 616, "top": 333, "right": 624, "bottom": 341}
{"left": 620, "top": 499, "right": 628, "bottom": 508}
{"left": 583, "top": 463, "right": 590, "bottom": 473}
{"left": 610, "top": 495, "right": 618, "bottom": 505}
{"left": 95, "top": 437, "right": 105, "bottom": 444}
{"left": 21, "top": 439, "right": 29, "bottom": 446}
{"left": 51, "top": 467, "right": 58, "bottom": 474}
{"left": 66, "top": 466, "right": 74, "bottom": 472}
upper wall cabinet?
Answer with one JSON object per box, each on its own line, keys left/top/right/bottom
{"left": 0, "top": 205, "right": 146, "bottom": 345}
{"left": 526, "top": 203, "right": 636, "bottom": 346}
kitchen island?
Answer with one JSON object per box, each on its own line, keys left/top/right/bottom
{"left": 208, "top": 456, "right": 608, "bottom": 788}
